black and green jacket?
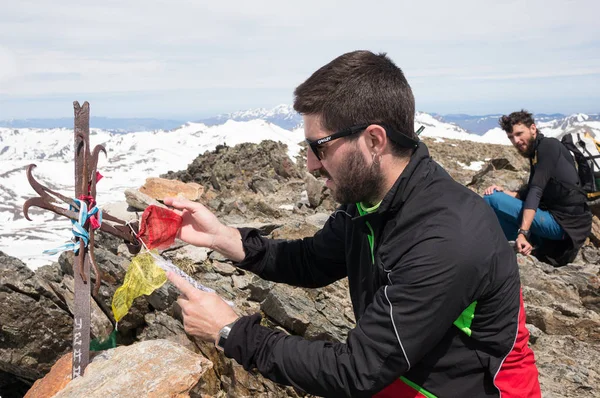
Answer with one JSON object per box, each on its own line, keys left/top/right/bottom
{"left": 226, "top": 143, "right": 540, "bottom": 397}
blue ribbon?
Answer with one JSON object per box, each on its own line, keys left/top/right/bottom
{"left": 43, "top": 198, "right": 103, "bottom": 256}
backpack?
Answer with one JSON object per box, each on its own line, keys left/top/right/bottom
{"left": 560, "top": 132, "right": 600, "bottom": 200}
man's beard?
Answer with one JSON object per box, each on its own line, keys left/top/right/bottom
{"left": 325, "top": 149, "right": 385, "bottom": 204}
{"left": 516, "top": 136, "right": 536, "bottom": 158}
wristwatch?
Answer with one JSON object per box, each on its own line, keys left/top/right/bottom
{"left": 215, "top": 318, "right": 239, "bottom": 351}
{"left": 517, "top": 229, "right": 531, "bottom": 240}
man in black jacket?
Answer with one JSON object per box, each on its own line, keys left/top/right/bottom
{"left": 165, "top": 51, "right": 541, "bottom": 397}
{"left": 484, "top": 110, "right": 592, "bottom": 266}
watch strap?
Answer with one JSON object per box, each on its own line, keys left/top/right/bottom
{"left": 517, "top": 229, "right": 531, "bottom": 239}
{"left": 216, "top": 318, "right": 239, "bottom": 351}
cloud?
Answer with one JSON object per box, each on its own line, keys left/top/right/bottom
{"left": 0, "top": 47, "right": 19, "bottom": 83}
{"left": 1, "top": 0, "right": 599, "bottom": 117}
{"left": 460, "top": 68, "right": 600, "bottom": 81}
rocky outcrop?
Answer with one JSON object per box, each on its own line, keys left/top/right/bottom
{"left": 519, "top": 254, "right": 600, "bottom": 397}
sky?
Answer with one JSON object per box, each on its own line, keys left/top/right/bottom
{"left": 0, "top": 0, "right": 599, "bottom": 120}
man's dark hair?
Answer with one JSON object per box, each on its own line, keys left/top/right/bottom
{"left": 293, "top": 50, "right": 416, "bottom": 157}
{"left": 499, "top": 109, "right": 536, "bottom": 133}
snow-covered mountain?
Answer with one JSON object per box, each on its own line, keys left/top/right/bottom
{"left": 437, "top": 113, "right": 600, "bottom": 135}
{"left": 197, "top": 104, "right": 303, "bottom": 130}
{"left": 2, "top": 108, "right": 600, "bottom": 270}
{"left": 479, "top": 113, "right": 600, "bottom": 145}
{"left": 0, "top": 120, "right": 304, "bottom": 269}
{"left": 0, "top": 117, "right": 186, "bottom": 132}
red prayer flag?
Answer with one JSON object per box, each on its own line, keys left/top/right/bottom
{"left": 136, "top": 205, "right": 182, "bottom": 250}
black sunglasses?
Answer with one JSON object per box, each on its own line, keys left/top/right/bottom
{"left": 306, "top": 124, "right": 422, "bottom": 161}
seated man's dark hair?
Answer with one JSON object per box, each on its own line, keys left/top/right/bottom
{"left": 499, "top": 109, "right": 536, "bottom": 133}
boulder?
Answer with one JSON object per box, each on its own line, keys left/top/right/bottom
{"left": 24, "top": 353, "right": 73, "bottom": 398}
{"left": 0, "top": 252, "right": 72, "bottom": 381}
{"left": 53, "top": 340, "right": 212, "bottom": 398}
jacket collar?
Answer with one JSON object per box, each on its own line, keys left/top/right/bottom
{"left": 530, "top": 132, "right": 545, "bottom": 158}
{"left": 354, "top": 142, "right": 431, "bottom": 221}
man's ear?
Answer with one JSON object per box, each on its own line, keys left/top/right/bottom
{"left": 364, "top": 125, "right": 387, "bottom": 152}
{"left": 530, "top": 124, "right": 537, "bottom": 137}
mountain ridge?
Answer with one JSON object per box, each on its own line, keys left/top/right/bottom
{"left": 2, "top": 105, "right": 598, "bottom": 134}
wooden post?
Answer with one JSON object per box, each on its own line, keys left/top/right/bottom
{"left": 72, "top": 101, "right": 91, "bottom": 378}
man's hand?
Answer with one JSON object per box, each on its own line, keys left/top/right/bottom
{"left": 515, "top": 234, "right": 533, "bottom": 256}
{"left": 167, "top": 271, "right": 239, "bottom": 343}
{"left": 163, "top": 197, "right": 226, "bottom": 248}
{"left": 484, "top": 185, "right": 504, "bottom": 195}
{"left": 164, "top": 197, "right": 245, "bottom": 262}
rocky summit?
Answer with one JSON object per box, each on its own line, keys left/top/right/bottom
{"left": 1, "top": 137, "right": 599, "bottom": 397}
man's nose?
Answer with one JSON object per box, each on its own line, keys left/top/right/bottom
{"left": 306, "top": 148, "right": 322, "bottom": 172}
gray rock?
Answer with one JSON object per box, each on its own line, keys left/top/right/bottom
{"left": 250, "top": 177, "right": 277, "bottom": 196}
{"left": 581, "top": 245, "right": 600, "bottom": 265}
{"left": 526, "top": 323, "right": 544, "bottom": 345}
{"left": 101, "top": 201, "right": 139, "bottom": 223}
{"left": 0, "top": 252, "right": 72, "bottom": 381}
{"left": 229, "top": 221, "right": 282, "bottom": 235}
{"left": 232, "top": 274, "right": 250, "bottom": 290}
{"left": 137, "top": 312, "right": 197, "bottom": 353}
{"left": 212, "top": 261, "right": 236, "bottom": 276}
{"left": 123, "top": 188, "right": 164, "bottom": 211}
{"left": 57, "top": 274, "right": 113, "bottom": 340}
{"left": 146, "top": 282, "right": 179, "bottom": 312}
{"left": 306, "top": 213, "right": 330, "bottom": 229}
{"left": 261, "top": 285, "right": 316, "bottom": 335}
{"left": 247, "top": 275, "right": 274, "bottom": 302}
{"left": 171, "top": 244, "right": 210, "bottom": 264}
{"left": 209, "top": 250, "right": 228, "bottom": 262}
{"left": 304, "top": 172, "right": 324, "bottom": 208}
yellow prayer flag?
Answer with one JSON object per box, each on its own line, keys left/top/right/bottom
{"left": 111, "top": 251, "right": 167, "bottom": 322}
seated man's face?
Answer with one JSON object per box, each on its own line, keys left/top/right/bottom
{"left": 507, "top": 123, "right": 537, "bottom": 157}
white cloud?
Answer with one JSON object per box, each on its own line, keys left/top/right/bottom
{"left": 1, "top": 0, "right": 599, "bottom": 117}
{"left": 0, "top": 47, "right": 19, "bottom": 83}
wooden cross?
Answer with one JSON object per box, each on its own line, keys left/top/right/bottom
{"left": 23, "top": 101, "right": 141, "bottom": 378}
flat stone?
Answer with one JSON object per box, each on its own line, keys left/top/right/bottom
{"left": 53, "top": 340, "right": 212, "bottom": 398}
{"left": 101, "top": 201, "right": 139, "bottom": 223}
{"left": 124, "top": 189, "right": 164, "bottom": 211}
{"left": 212, "top": 261, "right": 236, "bottom": 276}
{"left": 232, "top": 274, "right": 250, "bottom": 290}
{"left": 172, "top": 245, "right": 210, "bottom": 264}
{"left": 139, "top": 177, "right": 203, "bottom": 202}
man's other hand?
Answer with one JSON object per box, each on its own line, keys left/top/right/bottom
{"left": 484, "top": 185, "right": 504, "bottom": 195}
{"left": 515, "top": 234, "right": 533, "bottom": 256}
{"left": 167, "top": 271, "right": 239, "bottom": 343}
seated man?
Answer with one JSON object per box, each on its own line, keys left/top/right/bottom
{"left": 484, "top": 109, "right": 592, "bottom": 266}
